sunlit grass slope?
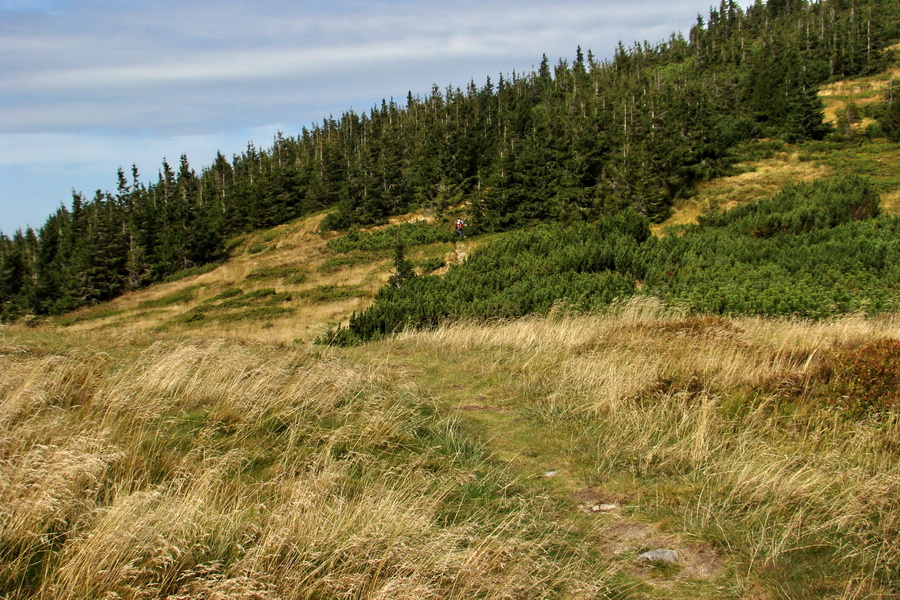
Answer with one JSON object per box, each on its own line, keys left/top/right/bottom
{"left": 3, "top": 301, "right": 900, "bottom": 598}
{"left": 50, "top": 213, "right": 467, "bottom": 345}
{"left": 3, "top": 62, "right": 900, "bottom": 600}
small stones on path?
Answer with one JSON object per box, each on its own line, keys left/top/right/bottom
{"left": 637, "top": 548, "right": 680, "bottom": 564}
{"left": 543, "top": 470, "right": 558, "bottom": 477}
{"left": 577, "top": 502, "right": 619, "bottom": 513}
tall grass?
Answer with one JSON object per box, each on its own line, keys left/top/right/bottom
{"left": 4, "top": 300, "right": 899, "bottom": 597}
{"left": 0, "top": 329, "right": 610, "bottom": 599}
{"left": 394, "top": 299, "right": 900, "bottom": 598}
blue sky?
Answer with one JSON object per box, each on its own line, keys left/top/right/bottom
{"left": 1, "top": 0, "right": 751, "bottom": 235}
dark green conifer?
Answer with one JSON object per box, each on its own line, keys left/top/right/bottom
{"left": 881, "top": 91, "right": 900, "bottom": 141}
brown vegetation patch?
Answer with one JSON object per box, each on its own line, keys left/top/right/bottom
{"left": 654, "top": 315, "right": 745, "bottom": 339}
{"left": 821, "top": 338, "right": 900, "bottom": 415}
{"left": 882, "top": 188, "right": 900, "bottom": 215}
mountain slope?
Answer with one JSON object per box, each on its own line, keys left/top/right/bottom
{"left": 3, "top": 0, "right": 897, "bottom": 322}
{"left": 4, "top": 301, "right": 900, "bottom": 598}
{"left": 2, "top": 19, "right": 900, "bottom": 600}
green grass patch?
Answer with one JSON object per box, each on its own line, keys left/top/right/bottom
{"left": 418, "top": 256, "right": 445, "bottom": 274}
{"left": 327, "top": 222, "right": 456, "bottom": 253}
{"left": 53, "top": 306, "right": 126, "bottom": 327}
{"left": 318, "top": 253, "right": 380, "bottom": 273}
{"left": 162, "top": 262, "right": 222, "bottom": 283}
{"left": 257, "top": 230, "right": 281, "bottom": 243}
{"left": 139, "top": 285, "right": 204, "bottom": 309}
{"left": 801, "top": 139, "right": 900, "bottom": 195}
{"left": 299, "top": 284, "right": 369, "bottom": 303}
{"left": 217, "top": 288, "right": 291, "bottom": 309}
{"left": 246, "top": 265, "right": 306, "bottom": 282}
{"left": 170, "top": 310, "right": 208, "bottom": 325}
{"left": 222, "top": 236, "right": 244, "bottom": 255}
{"left": 171, "top": 304, "right": 296, "bottom": 326}
{"left": 195, "top": 288, "right": 293, "bottom": 316}
{"left": 212, "top": 306, "right": 296, "bottom": 323}
{"left": 245, "top": 232, "right": 283, "bottom": 255}
{"left": 205, "top": 288, "right": 243, "bottom": 302}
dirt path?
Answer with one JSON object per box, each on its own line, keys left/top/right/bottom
{"left": 366, "top": 348, "right": 741, "bottom": 599}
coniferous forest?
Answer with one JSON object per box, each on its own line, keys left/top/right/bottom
{"left": 1, "top": 0, "right": 899, "bottom": 321}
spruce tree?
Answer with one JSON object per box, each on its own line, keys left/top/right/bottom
{"left": 785, "top": 78, "right": 832, "bottom": 141}
{"left": 881, "top": 93, "right": 900, "bottom": 142}
{"left": 388, "top": 241, "right": 416, "bottom": 288}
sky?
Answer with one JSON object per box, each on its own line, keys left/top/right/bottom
{"left": 0, "top": 0, "right": 752, "bottom": 235}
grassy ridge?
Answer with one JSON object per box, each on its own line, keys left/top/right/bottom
{"left": 3, "top": 305, "right": 900, "bottom": 598}
{"left": 2, "top": 62, "right": 899, "bottom": 600}
{"left": 0, "top": 330, "right": 613, "bottom": 599}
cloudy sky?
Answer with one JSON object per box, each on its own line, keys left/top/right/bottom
{"left": 1, "top": 0, "right": 751, "bottom": 235}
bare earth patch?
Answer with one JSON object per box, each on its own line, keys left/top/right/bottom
{"left": 597, "top": 519, "right": 725, "bottom": 589}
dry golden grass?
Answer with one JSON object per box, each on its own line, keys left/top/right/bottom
{"left": 384, "top": 299, "right": 900, "bottom": 598}
{"left": 819, "top": 61, "right": 900, "bottom": 127}
{"left": 881, "top": 188, "right": 900, "bottom": 215}
{"left": 0, "top": 328, "right": 613, "bottom": 600}
{"left": 654, "top": 152, "right": 831, "bottom": 235}
{"left": 4, "top": 297, "right": 900, "bottom": 598}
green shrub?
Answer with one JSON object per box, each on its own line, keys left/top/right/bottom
{"left": 299, "top": 285, "right": 369, "bottom": 303}
{"left": 321, "top": 178, "right": 900, "bottom": 346}
{"left": 205, "top": 288, "right": 243, "bottom": 302}
{"left": 246, "top": 265, "right": 304, "bottom": 281}
{"left": 419, "top": 257, "right": 445, "bottom": 274}
{"left": 698, "top": 175, "right": 880, "bottom": 236}
{"left": 327, "top": 222, "right": 456, "bottom": 254}
{"left": 139, "top": 285, "right": 203, "bottom": 308}
{"left": 172, "top": 310, "right": 207, "bottom": 324}
{"left": 321, "top": 212, "right": 650, "bottom": 345}
{"left": 210, "top": 288, "right": 292, "bottom": 310}
{"left": 318, "top": 254, "right": 377, "bottom": 273}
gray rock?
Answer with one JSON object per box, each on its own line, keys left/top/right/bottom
{"left": 637, "top": 548, "right": 680, "bottom": 564}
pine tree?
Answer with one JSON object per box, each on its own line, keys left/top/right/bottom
{"left": 388, "top": 241, "right": 415, "bottom": 288}
{"left": 785, "top": 77, "right": 833, "bottom": 141}
{"left": 881, "top": 91, "right": 900, "bottom": 141}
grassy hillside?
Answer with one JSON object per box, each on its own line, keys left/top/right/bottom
{"left": 3, "top": 63, "right": 900, "bottom": 598}
{"left": 23, "top": 47, "right": 900, "bottom": 340}
{"left": 3, "top": 303, "right": 900, "bottom": 599}
{"left": 45, "top": 213, "right": 432, "bottom": 344}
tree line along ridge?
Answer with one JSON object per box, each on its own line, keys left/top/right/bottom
{"left": 1, "top": 0, "right": 898, "bottom": 321}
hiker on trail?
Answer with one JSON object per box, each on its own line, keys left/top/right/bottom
{"left": 455, "top": 219, "right": 466, "bottom": 238}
